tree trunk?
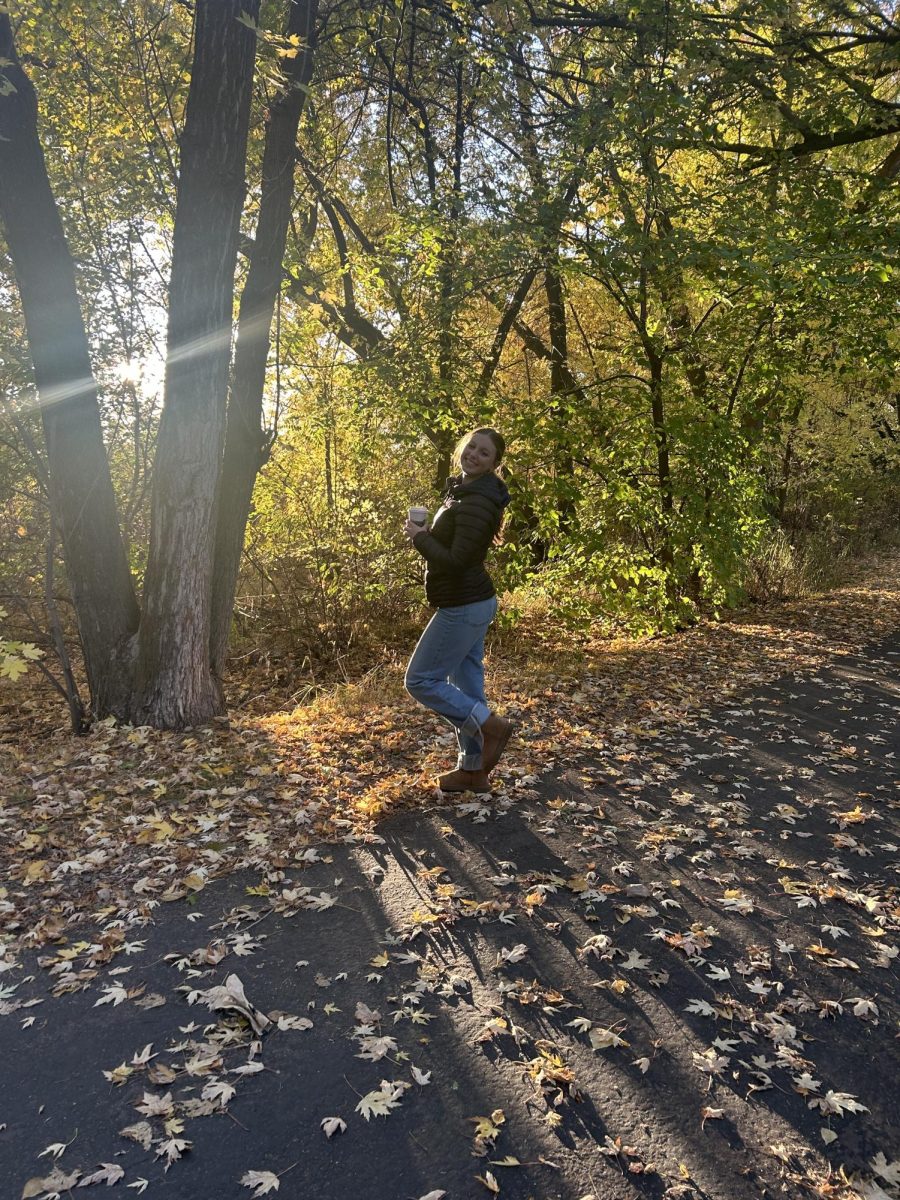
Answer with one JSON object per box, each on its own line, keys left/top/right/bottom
{"left": 132, "top": 0, "right": 261, "bottom": 726}
{"left": 543, "top": 251, "right": 579, "bottom": 523}
{"left": 430, "top": 55, "right": 465, "bottom": 495}
{"left": 648, "top": 352, "right": 675, "bottom": 575}
{"left": 0, "top": 15, "right": 140, "bottom": 716}
{"left": 434, "top": 444, "right": 452, "bottom": 491}
{"left": 210, "top": 0, "right": 319, "bottom": 681}
{"left": 324, "top": 429, "right": 334, "bottom": 511}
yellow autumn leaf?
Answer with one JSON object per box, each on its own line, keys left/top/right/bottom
{"left": 135, "top": 819, "right": 175, "bottom": 845}
{"left": 470, "top": 1109, "right": 505, "bottom": 1139}
{"left": 410, "top": 909, "right": 442, "bottom": 924}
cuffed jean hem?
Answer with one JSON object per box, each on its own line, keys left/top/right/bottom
{"left": 461, "top": 700, "right": 491, "bottom": 739}
{"left": 458, "top": 700, "right": 490, "bottom": 770}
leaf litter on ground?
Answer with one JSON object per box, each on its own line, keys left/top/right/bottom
{"left": 1, "top": 551, "right": 899, "bottom": 1199}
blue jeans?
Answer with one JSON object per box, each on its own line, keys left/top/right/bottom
{"left": 404, "top": 596, "right": 498, "bottom": 770}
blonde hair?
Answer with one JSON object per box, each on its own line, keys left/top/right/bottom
{"left": 452, "top": 428, "right": 506, "bottom": 474}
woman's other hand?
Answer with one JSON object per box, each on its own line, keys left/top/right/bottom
{"left": 404, "top": 518, "right": 426, "bottom": 541}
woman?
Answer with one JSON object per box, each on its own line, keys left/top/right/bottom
{"left": 403, "top": 428, "right": 514, "bottom": 793}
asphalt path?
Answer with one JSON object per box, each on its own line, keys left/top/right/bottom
{"left": 2, "top": 633, "right": 898, "bottom": 1200}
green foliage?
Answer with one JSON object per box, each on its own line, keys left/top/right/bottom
{"left": 235, "top": 358, "right": 428, "bottom": 664}
{"left": 0, "top": 608, "right": 42, "bottom": 681}
{"left": 2, "top": 0, "right": 898, "bottom": 681}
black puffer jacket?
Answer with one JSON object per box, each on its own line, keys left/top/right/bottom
{"left": 412, "top": 472, "right": 510, "bottom": 607}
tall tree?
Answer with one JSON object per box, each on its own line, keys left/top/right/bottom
{"left": 210, "top": 0, "right": 320, "bottom": 683}
{"left": 0, "top": 0, "right": 262, "bottom": 726}
{"left": 0, "top": 10, "right": 141, "bottom": 717}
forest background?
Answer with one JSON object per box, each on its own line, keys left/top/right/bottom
{"left": 0, "top": 0, "right": 898, "bottom": 731}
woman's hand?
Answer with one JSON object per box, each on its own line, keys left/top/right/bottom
{"left": 404, "top": 518, "right": 426, "bottom": 541}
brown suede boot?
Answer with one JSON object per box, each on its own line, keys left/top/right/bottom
{"left": 437, "top": 768, "right": 491, "bottom": 794}
{"left": 480, "top": 713, "right": 515, "bottom": 772}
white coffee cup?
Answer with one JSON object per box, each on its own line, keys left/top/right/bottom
{"left": 408, "top": 506, "right": 429, "bottom": 528}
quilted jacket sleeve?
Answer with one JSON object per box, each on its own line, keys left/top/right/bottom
{"left": 412, "top": 493, "right": 498, "bottom": 570}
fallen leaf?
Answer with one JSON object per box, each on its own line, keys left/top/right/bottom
{"left": 240, "top": 1170, "right": 280, "bottom": 1196}
{"left": 276, "top": 1014, "right": 313, "bottom": 1031}
{"left": 37, "top": 1142, "right": 69, "bottom": 1160}
{"left": 135, "top": 1091, "right": 174, "bottom": 1118}
{"left": 77, "top": 1163, "right": 125, "bottom": 1187}
{"left": 119, "top": 1122, "right": 153, "bottom": 1151}
{"left": 589, "top": 1026, "right": 629, "bottom": 1050}
{"left": 808, "top": 1090, "right": 869, "bottom": 1117}
{"left": 871, "top": 1153, "right": 900, "bottom": 1186}
{"left": 155, "top": 1136, "right": 191, "bottom": 1170}
{"left": 190, "top": 973, "right": 271, "bottom": 1035}
{"left": 700, "top": 1107, "right": 725, "bottom": 1126}
{"left": 355, "top": 1080, "right": 410, "bottom": 1121}
{"left": 475, "top": 1170, "right": 500, "bottom": 1194}
{"left": 22, "top": 1168, "right": 82, "bottom": 1198}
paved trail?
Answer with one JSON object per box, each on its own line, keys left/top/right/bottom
{"left": 2, "top": 634, "right": 898, "bottom": 1200}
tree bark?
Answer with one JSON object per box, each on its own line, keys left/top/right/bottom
{"left": 210, "top": 0, "right": 319, "bottom": 681}
{"left": 132, "top": 0, "right": 261, "bottom": 725}
{"left": 0, "top": 15, "right": 140, "bottom": 716}
{"left": 648, "top": 351, "right": 675, "bottom": 575}
{"left": 543, "top": 250, "right": 579, "bottom": 516}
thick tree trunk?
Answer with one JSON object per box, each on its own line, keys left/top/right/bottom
{"left": 0, "top": 16, "right": 140, "bottom": 716}
{"left": 210, "top": 0, "right": 319, "bottom": 682}
{"left": 132, "top": 0, "right": 260, "bottom": 726}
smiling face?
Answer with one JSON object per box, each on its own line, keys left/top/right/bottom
{"left": 459, "top": 431, "right": 499, "bottom": 479}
